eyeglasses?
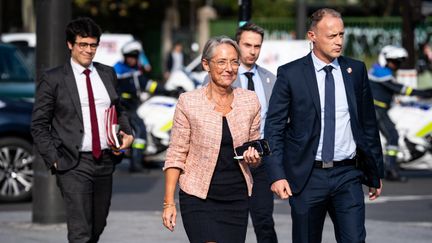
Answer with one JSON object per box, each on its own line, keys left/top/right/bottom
{"left": 75, "top": 42, "right": 99, "bottom": 50}
{"left": 210, "top": 59, "right": 241, "bottom": 69}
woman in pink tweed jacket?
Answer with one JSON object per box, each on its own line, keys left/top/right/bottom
{"left": 162, "top": 36, "right": 262, "bottom": 243}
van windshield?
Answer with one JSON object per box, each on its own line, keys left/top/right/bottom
{"left": 0, "top": 45, "right": 33, "bottom": 82}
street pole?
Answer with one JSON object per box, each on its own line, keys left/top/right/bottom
{"left": 0, "top": 0, "right": 3, "bottom": 36}
{"left": 33, "top": 0, "right": 71, "bottom": 224}
{"left": 400, "top": 0, "right": 422, "bottom": 69}
{"left": 296, "top": 0, "right": 307, "bottom": 40}
{"left": 238, "top": 0, "right": 251, "bottom": 27}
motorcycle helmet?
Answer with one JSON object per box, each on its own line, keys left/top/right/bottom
{"left": 121, "top": 40, "right": 143, "bottom": 57}
{"left": 378, "top": 45, "right": 408, "bottom": 67}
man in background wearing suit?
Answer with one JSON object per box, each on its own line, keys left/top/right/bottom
{"left": 31, "top": 17, "right": 133, "bottom": 243}
{"left": 235, "top": 23, "right": 278, "bottom": 243}
{"left": 264, "top": 8, "right": 383, "bottom": 243}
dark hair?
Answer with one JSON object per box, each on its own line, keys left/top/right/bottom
{"left": 308, "top": 8, "right": 342, "bottom": 31}
{"left": 65, "top": 17, "right": 102, "bottom": 45}
{"left": 235, "top": 22, "right": 264, "bottom": 43}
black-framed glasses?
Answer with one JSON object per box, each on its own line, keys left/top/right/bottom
{"left": 210, "top": 59, "right": 241, "bottom": 69}
{"left": 75, "top": 42, "right": 99, "bottom": 50}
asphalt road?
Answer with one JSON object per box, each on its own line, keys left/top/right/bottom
{"left": 111, "top": 160, "right": 432, "bottom": 223}
{"left": 1, "top": 159, "right": 432, "bottom": 242}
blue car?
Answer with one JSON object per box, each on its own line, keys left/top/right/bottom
{"left": 0, "top": 98, "right": 34, "bottom": 202}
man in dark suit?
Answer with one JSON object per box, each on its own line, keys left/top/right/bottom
{"left": 234, "top": 23, "right": 278, "bottom": 243}
{"left": 264, "top": 8, "right": 384, "bottom": 243}
{"left": 31, "top": 17, "right": 133, "bottom": 243}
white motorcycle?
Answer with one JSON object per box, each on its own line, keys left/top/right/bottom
{"left": 387, "top": 99, "right": 432, "bottom": 170}
{"left": 137, "top": 57, "right": 206, "bottom": 161}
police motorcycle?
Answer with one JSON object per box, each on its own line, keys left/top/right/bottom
{"left": 136, "top": 55, "right": 206, "bottom": 160}
{"left": 387, "top": 96, "right": 432, "bottom": 170}
{"left": 370, "top": 45, "right": 432, "bottom": 175}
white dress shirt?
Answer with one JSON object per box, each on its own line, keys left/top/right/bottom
{"left": 70, "top": 59, "right": 111, "bottom": 151}
{"left": 311, "top": 52, "right": 356, "bottom": 161}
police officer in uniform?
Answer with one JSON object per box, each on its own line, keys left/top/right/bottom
{"left": 369, "top": 45, "right": 432, "bottom": 181}
{"left": 114, "top": 40, "right": 159, "bottom": 172}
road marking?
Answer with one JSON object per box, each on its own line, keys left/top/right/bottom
{"left": 274, "top": 195, "right": 432, "bottom": 204}
{"left": 365, "top": 195, "right": 432, "bottom": 204}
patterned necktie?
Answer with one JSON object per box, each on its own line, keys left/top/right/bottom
{"left": 244, "top": 72, "right": 255, "bottom": 91}
{"left": 83, "top": 69, "right": 102, "bottom": 160}
{"left": 322, "top": 65, "right": 335, "bottom": 163}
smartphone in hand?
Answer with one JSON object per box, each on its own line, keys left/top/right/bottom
{"left": 234, "top": 139, "right": 271, "bottom": 159}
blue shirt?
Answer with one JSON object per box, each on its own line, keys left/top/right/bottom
{"left": 311, "top": 52, "right": 356, "bottom": 161}
{"left": 239, "top": 65, "right": 268, "bottom": 138}
{"left": 113, "top": 61, "right": 138, "bottom": 76}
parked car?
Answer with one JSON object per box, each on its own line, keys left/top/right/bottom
{"left": 0, "top": 43, "right": 35, "bottom": 98}
{"left": 0, "top": 98, "right": 34, "bottom": 202}
{"left": 0, "top": 33, "right": 36, "bottom": 72}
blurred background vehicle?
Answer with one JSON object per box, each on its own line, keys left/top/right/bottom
{"left": 136, "top": 63, "right": 203, "bottom": 161}
{"left": 1, "top": 32, "right": 135, "bottom": 68}
{"left": 0, "top": 43, "right": 34, "bottom": 99}
{"left": 0, "top": 33, "right": 36, "bottom": 73}
{"left": 387, "top": 100, "right": 432, "bottom": 170}
{"left": 0, "top": 98, "right": 34, "bottom": 202}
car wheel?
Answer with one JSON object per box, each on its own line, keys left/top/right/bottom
{"left": 0, "top": 137, "right": 34, "bottom": 202}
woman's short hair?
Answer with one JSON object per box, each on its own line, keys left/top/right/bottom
{"left": 202, "top": 36, "right": 240, "bottom": 61}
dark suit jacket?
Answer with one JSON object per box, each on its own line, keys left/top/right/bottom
{"left": 264, "top": 53, "right": 384, "bottom": 194}
{"left": 31, "top": 62, "right": 132, "bottom": 171}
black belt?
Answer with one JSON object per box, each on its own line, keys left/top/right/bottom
{"left": 314, "top": 158, "right": 356, "bottom": 168}
{"left": 80, "top": 149, "right": 112, "bottom": 155}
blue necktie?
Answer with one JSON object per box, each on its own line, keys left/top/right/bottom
{"left": 322, "top": 65, "right": 335, "bottom": 163}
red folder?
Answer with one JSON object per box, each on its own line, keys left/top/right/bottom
{"left": 105, "top": 106, "right": 121, "bottom": 149}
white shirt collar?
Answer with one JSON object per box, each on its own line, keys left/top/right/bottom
{"left": 311, "top": 51, "right": 340, "bottom": 72}
{"left": 70, "top": 58, "right": 95, "bottom": 74}
{"left": 239, "top": 64, "right": 257, "bottom": 75}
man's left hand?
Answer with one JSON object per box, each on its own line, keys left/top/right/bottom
{"left": 368, "top": 179, "right": 383, "bottom": 201}
{"left": 119, "top": 131, "right": 134, "bottom": 150}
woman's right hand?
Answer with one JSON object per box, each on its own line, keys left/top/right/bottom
{"left": 162, "top": 204, "right": 177, "bottom": 232}
{"left": 162, "top": 168, "right": 181, "bottom": 232}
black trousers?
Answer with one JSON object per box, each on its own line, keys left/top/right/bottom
{"left": 375, "top": 107, "right": 399, "bottom": 170}
{"left": 124, "top": 101, "right": 147, "bottom": 171}
{"left": 249, "top": 164, "right": 278, "bottom": 243}
{"left": 290, "top": 165, "right": 365, "bottom": 243}
{"left": 56, "top": 152, "right": 115, "bottom": 243}
{"left": 375, "top": 107, "right": 399, "bottom": 147}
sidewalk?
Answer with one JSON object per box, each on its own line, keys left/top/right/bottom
{"left": 0, "top": 210, "right": 431, "bottom": 242}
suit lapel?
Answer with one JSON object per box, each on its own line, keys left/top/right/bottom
{"left": 339, "top": 57, "right": 358, "bottom": 121}
{"left": 63, "top": 64, "right": 83, "bottom": 122}
{"left": 303, "top": 54, "right": 321, "bottom": 118}
{"left": 256, "top": 66, "right": 273, "bottom": 104}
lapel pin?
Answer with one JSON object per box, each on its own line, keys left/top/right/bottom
{"left": 347, "top": 67, "right": 352, "bottom": 74}
{"left": 266, "top": 77, "right": 270, "bottom": 83}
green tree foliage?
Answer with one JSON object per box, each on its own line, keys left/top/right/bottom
{"left": 214, "top": 0, "right": 295, "bottom": 18}
{"left": 73, "top": 0, "right": 152, "bottom": 17}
